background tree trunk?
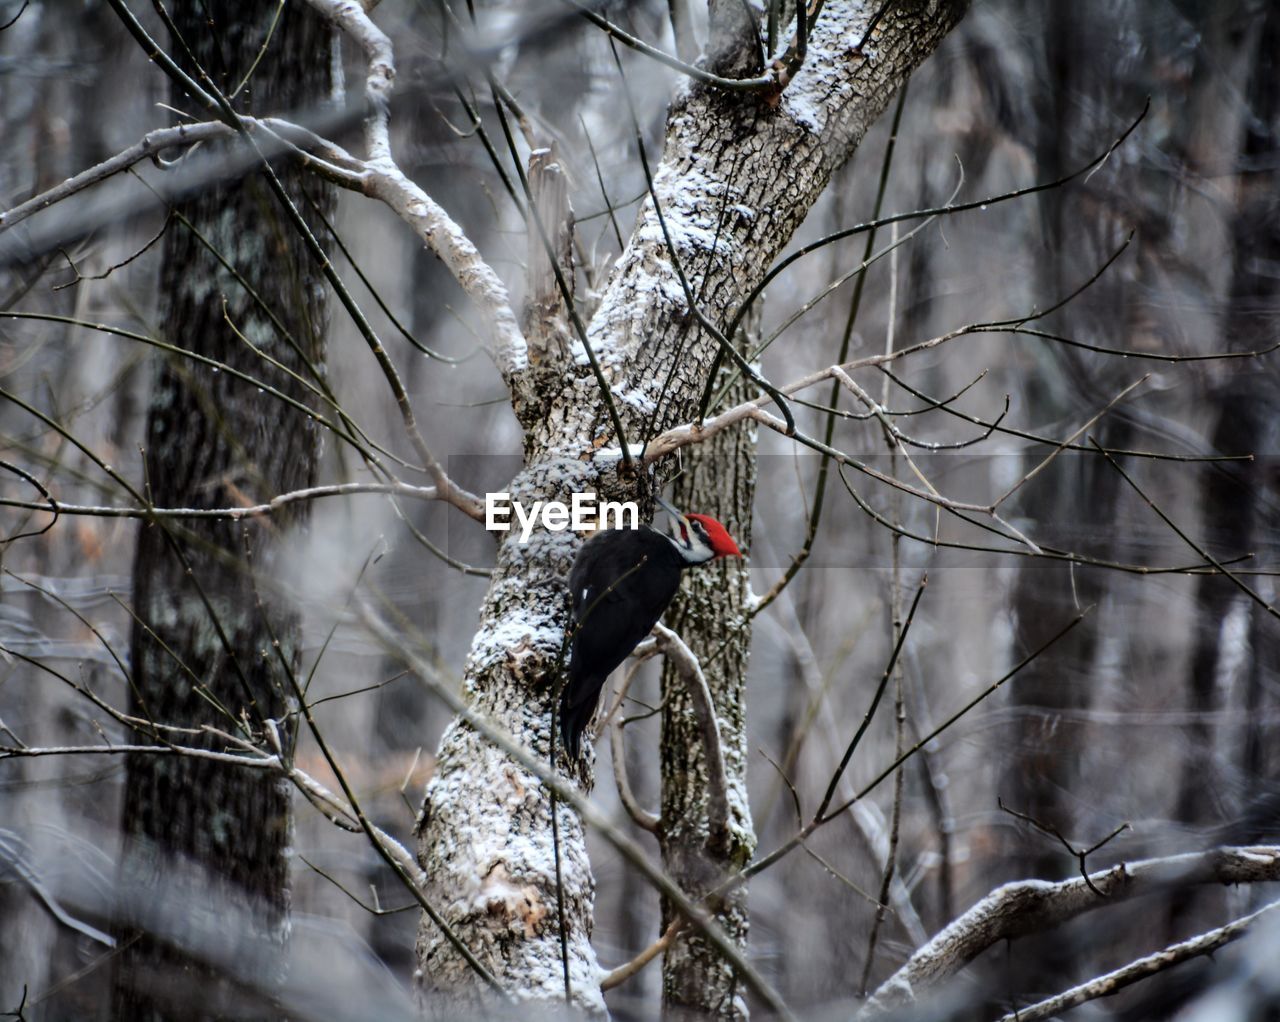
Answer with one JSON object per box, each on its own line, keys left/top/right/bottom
{"left": 1165, "top": 0, "right": 1280, "bottom": 953}
{"left": 111, "top": 5, "right": 334, "bottom": 1018}
{"left": 0, "top": 5, "right": 137, "bottom": 1013}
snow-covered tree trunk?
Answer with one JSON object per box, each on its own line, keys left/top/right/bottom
{"left": 415, "top": 3, "right": 969, "bottom": 1013}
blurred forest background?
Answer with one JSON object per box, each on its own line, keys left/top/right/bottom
{"left": 1, "top": 0, "right": 1278, "bottom": 1019}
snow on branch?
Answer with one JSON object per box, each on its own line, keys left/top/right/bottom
{"left": 303, "top": 0, "right": 395, "bottom": 163}
{"left": 860, "top": 845, "right": 1280, "bottom": 1016}
{"left": 994, "top": 897, "right": 1280, "bottom": 1022}
{"left": 363, "top": 168, "right": 528, "bottom": 382}
{"left": 302, "top": 0, "right": 528, "bottom": 382}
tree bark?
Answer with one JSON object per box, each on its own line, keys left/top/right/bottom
{"left": 659, "top": 22, "right": 761, "bottom": 1010}
{"left": 415, "top": 4, "right": 969, "bottom": 1014}
{"left": 658, "top": 347, "right": 757, "bottom": 1020}
{"left": 111, "top": 5, "right": 334, "bottom": 1019}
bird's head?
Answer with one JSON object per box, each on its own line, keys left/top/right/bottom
{"left": 656, "top": 496, "right": 742, "bottom": 564}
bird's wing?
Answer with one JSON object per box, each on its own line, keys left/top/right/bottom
{"left": 568, "top": 529, "right": 658, "bottom": 619}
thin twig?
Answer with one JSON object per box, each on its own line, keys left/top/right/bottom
{"left": 696, "top": 100, "right": 1152, "bottom": 419}
{"left": 749, "top": 85, "right": 910, "bottom": 615}
{"left": 729, "top": 609, "right": 1090, "bottom": 897}
{"left": 1090, "top": 437, "right": 1280, "bottom": 621}
{"left": 601, "top": 918, "right": 683, "bottom": 991}
{"left": 815, "top": 577, "right": 927, "bottom": 821}
{"left": 990, "top": 374, "right": 1149, "bottom": 510}
{"left": 840, "top": 468, "right": 1261, "bottom": 577}
{"left": 997, "top": 797, "right": 1130, "bottom": 898}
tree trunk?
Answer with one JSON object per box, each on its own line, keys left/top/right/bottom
{"left": 415, "top": 3, "right": 969, "bottom": 1014}
{"left": 111, "top": 5, "right": 334, "bottom": 1019}
{"left": 658, "top": 348, "right": 757, "bottom": 1020}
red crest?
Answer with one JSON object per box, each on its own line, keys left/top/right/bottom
{"left": 685, "top": 514, "right": 742, "bottom": 558}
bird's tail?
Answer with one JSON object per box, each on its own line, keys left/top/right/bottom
{"left": 558, "top": 679, "right": 601, "bottom": 761}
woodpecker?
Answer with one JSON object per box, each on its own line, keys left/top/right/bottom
{"left": 558, "top": 496, "right": 741, "bottom": 759}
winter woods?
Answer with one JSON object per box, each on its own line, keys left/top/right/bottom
{"left": 2, "top": 1, "right": 1279, "bottom": 1020}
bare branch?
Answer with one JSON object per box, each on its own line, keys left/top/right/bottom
{"left": 0, "top": 122, "right": 228, "bottom": 231}
{"left": 0, "top": 735, "right": 447, "bottom": 942}
{"left": 860, "top": 846, "right": 1280, "bottom": 1016}
{"left": 302, "top": 0, "right": 393, "bottom": 163}
{"left": 1091, "top": 438, "right": 1280, "bottom": 621}
{"left": 725, "top": 610, "right": 1090, "bottom": 898}
{"left": 362, "top": 152, "right": 528, "bottom": 388}
{"left": 991, "top": 375, "right": 1149, "bottom": 511}
{"left": 653, "top": 622, "right": 730, "bottom": 851}
{"left": 301, "top": 856, "right": 417, "bottom": 916}
{"left": 0, "top": 743, "right": 273, "bottom": 768}
{"left": 601, "top": 918, "right": 683, "bottom": 991}
{"left": 0, "top": 481, "right": 438, "bottom": 521}
{"left": 303, "top": 0, "right": 528, "bottom": 383}
{"left": 9, "top": 4, "right": 526, "bottom": 393}
{"left": 998, "top": 797, "right": 1131, "bottom": 898}
{"left": 994, "top": 898, "right": 1280, "bottom": 1022}
{"left": 697, "top": 100, "right": 1153, "bottom": 411}
{"left": 0, "top": 117, "right": 364, "bottom": 236}
{"left": 815, "top": 577, "right": 927, "bottom": 821}
{"left": 610, "top": 715, "right": 660, "bottom": 834}
{"left": 878, "top": 365, "right": 1243, "bottom": 463}
{"left": 840, "top": 470, "right": 1265, "bottom": 577}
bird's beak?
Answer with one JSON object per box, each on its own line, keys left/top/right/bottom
{"left": 654, "top": 495, "right": 687, "bottom": 526}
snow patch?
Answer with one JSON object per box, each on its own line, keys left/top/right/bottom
{"left": 612, "top": 383, "right": 658, "bottom": 417}
{"left": 465, "top": 614, "right": 562, "bottom": 676}
{"left": 782, "top": 0, "right": 874, "bottom": 133}
{"left": 592, "top": 443, "right": 650, "bottom": 462}
{"left": 578, "top": 154, "right": 750, "bottom": 370}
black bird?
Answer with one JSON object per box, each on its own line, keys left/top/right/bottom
{"left": 559, "top": 496, "right": 741, "bottom": 759}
